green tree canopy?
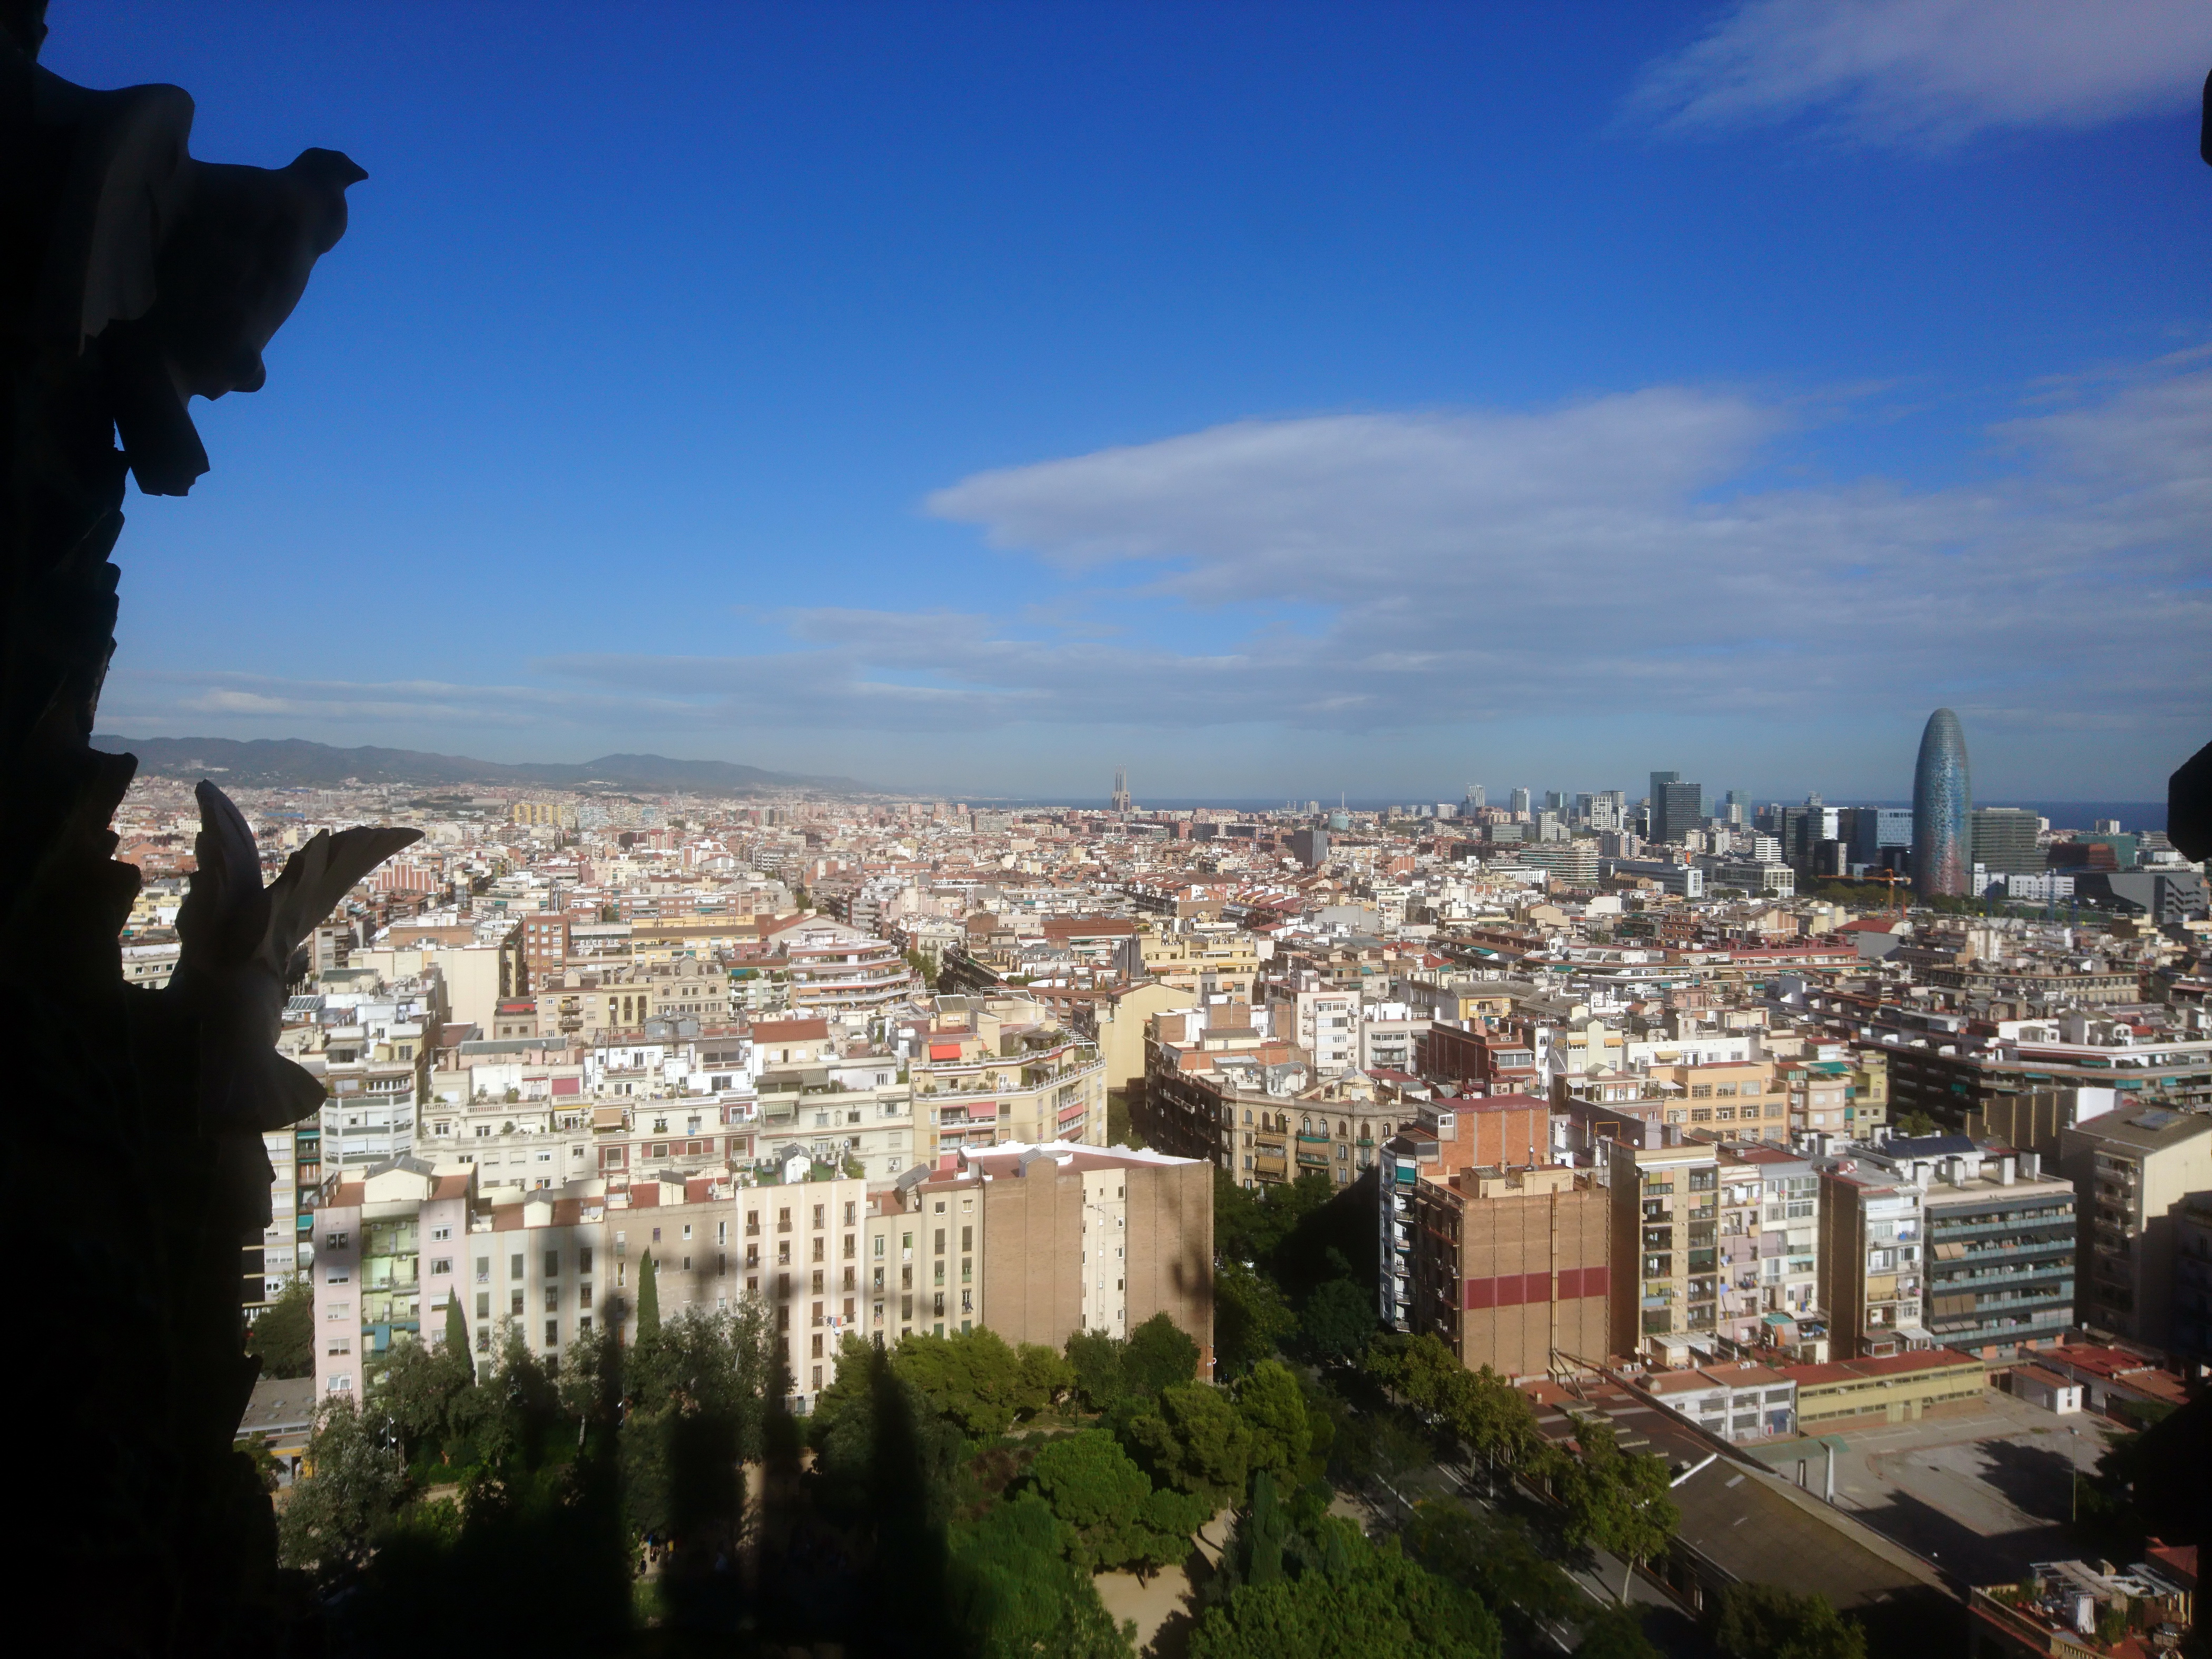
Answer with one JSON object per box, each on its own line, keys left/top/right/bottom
{"left": 1189, "top": 1514, "right": 1502, "bottom": 1659}
{"left": 890, "top": 1326, "right": 1067, "bottom": 1437}
{"left": 1555, "top": 1416, "right": 1681, "bottom": 1602}
{"left": 635, "top": 1249, "right": 660, "bottom": 1336}
{"left": 1710, "top": 1584, "right": 1869, "bottom": 1659}
{"left": 246, "top": 1278, "right": 314, "bottom": 1380}
{"left": 1126, "top": 1311, "right": 1201, "bottom": 1394}
{"left": 1367, "top": 1333, "right": 1539, "bottom": 1468}
{"left": 278, "top": 1397, "right": 409, "bottom": 1582}
{"left": 950, "top": 1493, "right": 1137, "bottom": 1659}
{"left": 1216, "top": 1260, "right": 1296, "bottom": 1379}
{"left": 1299, "top": 1276, "right": 1376, "bottom": 1365}
{"left": 1125, "top": 1380, "right": 1253, "bottom": 1508}
{"left": 1579, "top": 1607, "right": 1667, "bottom": 1659}
{"left": 1026, "top": 1427, "right": 1202, "bottom": 1575}
{"left": 1237, "top": 1360, "right": 1316, "bottom": 1483}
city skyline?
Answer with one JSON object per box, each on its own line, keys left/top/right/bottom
{"left": 49, "top": 3, "right": 2212, "bottom": 799}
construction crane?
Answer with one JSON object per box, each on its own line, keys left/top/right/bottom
{"left": 1858, "top": 867, "right": 1909, "bottom": 916}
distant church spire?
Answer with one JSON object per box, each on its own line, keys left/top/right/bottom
{"left": 1111, "top": 765, "right": 1131, "bottom": 816}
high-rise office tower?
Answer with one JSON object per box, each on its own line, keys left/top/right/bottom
{"left": 1509, "top": 787, "right": 1531, "bottom": 816}
{"left": 1912, "top": 708, "right": 1972, "bottom": 897}
{"left": 1464, "top": 783, "right": 1485, "bottom": 810}
{"left": 1111, "top": 766, "right": 1131, "bottom": 816}
{"left": 1650, "top": 773, "right": 1702, "bottom": 845}
{"left": 1971, "top": 806, "right": 2040, "bottom": 875}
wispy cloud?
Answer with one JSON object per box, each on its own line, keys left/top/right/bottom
{"left": 100, "top": 360, "right": 2212, "bottom": 759}
{"left": 1626, "top": 0, "right": 2210, "bottom": 150}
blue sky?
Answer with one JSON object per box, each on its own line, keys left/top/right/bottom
{"left": 57, "top": 1, "right": 2212, "bottom": 802}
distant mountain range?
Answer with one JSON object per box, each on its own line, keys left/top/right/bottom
{"left": 90, "top": 736, "right": 868, "bottom": 796}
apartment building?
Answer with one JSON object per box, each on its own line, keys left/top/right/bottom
{"left": 738, "top": 1157, "right": 871, "bottom": 1404}
{"left": 908, "top": 1009, "right": 1107, "bottom": 1160}
{"left": 1117, "top": 929, "right": 1263, "bottom": 1002}
{"left": 312, "top": 1146, "right": 867, "bottom": 1413}
{"left": 1668, "top": 1058, "right": 1785, "bottom": 1142}
{"left": 1402, "top": 1162, "right": 1611, "bottom": 1378}
{"left": 1272, "top": 975, "right": 1361, "bottom": 1077}
{"left": 756, "top": 1073, "right": 912, "bottom": 1181}
{"left": 870, "top": 1142, "right": 1212, "bottom": 1370}
{"left": 1817, "top": 1164, "right": 1928, "bottom": 1360}
{"left": 1607, "top": 1137, "right": 1723, "bottom": 1355}
{"left": 2060, "top": 1104, "right": 2212, "bottom": 1348}
{"left": 1141, "top": 1004, "right": 1310, "bottom": 1185}
{"left": 779, "top": 920, "right": 914, "bottom": 1024}
{"left": 1073, "top": 978, "right": 1191, "bottom": 1097}
{"left": 1729, "top": 1144, "right": 1822, "bottom": 1324}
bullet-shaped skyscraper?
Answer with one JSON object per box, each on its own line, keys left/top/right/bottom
{"left": 1911, "top": 707, "right": 1972, "bottom": 897}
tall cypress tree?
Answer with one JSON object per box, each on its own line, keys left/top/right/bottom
{"left": 637, "top": 1250, "right": 660, "bottom": 1336}
{"left": 443, "top": 1289, "right": 468, "bottom": 1356}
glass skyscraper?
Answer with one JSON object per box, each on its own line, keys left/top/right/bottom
{"left": 1912, "top": 707, "right": 1972, "bottom": 897}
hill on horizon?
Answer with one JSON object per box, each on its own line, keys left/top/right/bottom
{"left": 90, "top": 735, "right": 870, "bottom": 796}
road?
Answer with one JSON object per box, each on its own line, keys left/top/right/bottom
{"left": 1369, "top": 1458, "right": 1711, "bottom": 1659}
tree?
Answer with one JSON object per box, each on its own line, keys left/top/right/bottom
{"left": 1579, "top": 1606, "right": 1666, "bottom": 1659}
{"left": 278, "top": 1397, "right": 408, "bottom": 1581}
{"left": 1125, "top": 1311, "right": 1201, "bottom": 1395}
{"left": 1188, "top": 1514, "right": 1502, "bottom": 1659}
{"left": 635, "top": 1249, "right": 660, "bottom": 1337}
{"left": 1237, "top": 1360, "right": 1315, "bottom": 1483}
{"left": 245, "top": 1278, "right": 314, "bottom": 1379}
{"left": 1556, "top": 1417, "right": 1680, "bottom": 1602}
{"left": 891, "top": 1326, "right": 1066, "bottom": 1438}
{"left": 950, "top": 1493, "right": 1137, "bottom": 1659}
{"left": 378, "top": 1329, "right": 477, "bottom": 1469}
{"left": 1403, "top": 1500, "right": 1583, "bottom": 1649}
{"left": 1299, "top": 1276, "right": 1375, "bottom": 1365}
{"left": 1894, "top": 1110, "right": 1939, "bottom": 1137}
{"left": 1124, "top": 1381, "right": 1253, "bottom": 1507}
{"left": 1066, "top": 1328, "right": 1132, "bottom": 1411}
{"left": 1215, "top": 1260, "right": 1295, "bottom": 1379}
{"left": 1710, "top": 1584, "right": 1868, "bottom": 1659}
{"left": 1027, "top": 1427, "right": 1204, "bottom": 1575}
{"left": 442, "top": 1289, "right": 468, "bottom": 1361}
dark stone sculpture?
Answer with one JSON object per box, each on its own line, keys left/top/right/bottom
{"left": 2, "top": 4, "right": 412, "bottom": 1651}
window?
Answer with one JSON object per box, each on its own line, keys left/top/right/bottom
{"left": 652, "top": 1227, "right": 661, "bottom": 1243}
{"left": 578, "top": 1247, "right": 592, "bottom": 1273}
{"left": 544, "top": 1250, "right": 560, "bottom": 1276}
{"left": 544, "top": 1287, "right": 559, "bottom": 1312}
{"left": 431, "top": 1226, "right": 451, "bottom": 1242}
{"left": 327, "top": 1269, "right": 349, "bottom": 1285}
{"left": 682, "top": 1224, "right": 693, "bottom": 1241}
{"left": 325, "top": 1231, "right": 349, "bottom": 1250}
{"left": 477, "top": 1292, "right": 490, "bottom": 1319}
{"left": 510, "top": 1290, "right": 524, "bottom": 1315}
{"left": 545, "top": 1319, "right": 559, "bottom": 1346}
{"left": 429, "top": 1257, "right": 452, "bottom": 1277}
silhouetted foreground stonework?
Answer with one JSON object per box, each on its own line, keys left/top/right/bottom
{"left": 1, "top": 5, "right": 410, "bottom": 1652}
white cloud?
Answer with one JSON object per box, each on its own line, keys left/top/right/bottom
{"left": 1627, "top": 0, "right": 2211, "bottom": 148}
{"left": 102, "top": 360, "right": 2212, "bottom": 779}
{"left": 920, "top": 362, "right": 2212, "bottom": 735}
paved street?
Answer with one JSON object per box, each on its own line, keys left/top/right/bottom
{"left": 1374, "top": 1459, "right": 1711, "bottom": 1659}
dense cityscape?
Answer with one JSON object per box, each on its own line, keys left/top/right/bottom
{"left": 152, "top": 705, "right": 2207, "bottom": 1656}
{"left": 13, "top": 2, "right": 2208, "bottom": 1655}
